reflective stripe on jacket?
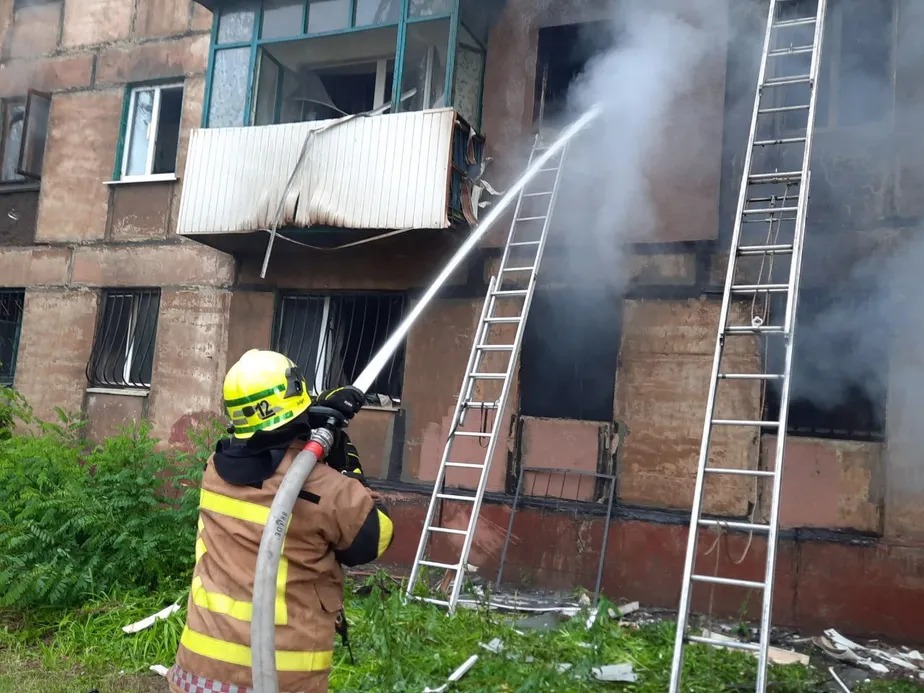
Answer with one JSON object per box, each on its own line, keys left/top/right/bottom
{"left": 174, "top": 443, "right": 395, "bottom": 693}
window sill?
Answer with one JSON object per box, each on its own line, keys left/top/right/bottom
{"left": 0, "top": 181, "right": 41, "bottom": 194}
{"left": 85, "top": 386, "right": 150, "bottom": 398}
{"left": 104, "top": 174, "right": 179, "bottom": 186}
{"left": 362, "top": 405, "right": 400, "bottom": 413}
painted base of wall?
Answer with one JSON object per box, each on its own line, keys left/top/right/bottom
{"left": 378, "top": 489, "right": 924, "bottom": 644}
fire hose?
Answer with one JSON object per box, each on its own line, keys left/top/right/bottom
{"left": 249, "top": 104, "right": 602, "bottom": 692}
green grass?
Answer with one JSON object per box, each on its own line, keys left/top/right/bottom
{"left": 0, "top": 577, "right": 922, "bottom": 692}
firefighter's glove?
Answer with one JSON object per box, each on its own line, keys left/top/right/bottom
{"left": 314, "top": 386, "right": 365, "bottom": 422}
{"left": 326, "top": 431, "right": 368, "bottom": 485}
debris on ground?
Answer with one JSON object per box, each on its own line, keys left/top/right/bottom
{"left": 702, "top": 629, "right": 810, "bottom": 666}
{"left": 120, "top": 603, "right": 181, "bottom": 634}
{"left": 591, "top": 663, "right": 638, "bottom": 683}
{"left": 423, "top": 654, "right": 479, "bottom": 693}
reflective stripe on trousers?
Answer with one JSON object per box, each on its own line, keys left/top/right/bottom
{"left": 181, "top": 625, "right": 334, "bottom": 672}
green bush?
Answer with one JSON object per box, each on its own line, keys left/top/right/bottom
{"left": 0, "top": 403, "right": 218, "bottom": 608}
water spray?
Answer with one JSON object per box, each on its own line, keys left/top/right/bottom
{"left": 249, "top": 105, "right": 601, "bottom": 693}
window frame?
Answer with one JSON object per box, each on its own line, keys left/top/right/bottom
{"left": 86, "top": 288, "right": 162, "bottom": 392}
{"left": 114, "top": 82, "right": 186, "bottom": 184}
{"left": 0, "top": 289, "right": 26, "bottom": 387}
{"left": 271, "top": 290, "right": 408, "bottom": 402}
{"left": 0, "top": 93, "right": 50, "bottom": 190}
{"left": 202, "top": 0, "right": 477, "bottom": 129}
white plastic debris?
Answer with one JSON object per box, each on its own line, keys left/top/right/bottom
{"left": 149, "top": 665, "right": 169, "bottom": 677}
{"left": 907, "top": 650, "right": 923, "bottom": 662}
{"left": 591, "top": 663, "right": 638, "bottom": 683}
{"left": 122, "top": 603, "right": 181, "bottom": 634}
{"left": 828, "top": 667, "right": 852, "bottom": 693}
{"left": 617, "top": 601, "right": 640, "bottom": 617}
{"left": 423, "top": 654, "right": 479, "bottom": 693}
{"left": 480, "top": 638, "right": 504, "bottom": 654}
{"left": 585, "top": 607, "right": 600, "bottom": 629}
{"left": 703, "top": 630, "right": 809, "bottom": 666}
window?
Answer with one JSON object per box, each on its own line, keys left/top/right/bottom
{"left": 519, "top": 286, "right": 622, "bottom": 422}
{"left": 119, "top": 84, "right": 184, "bottom": 181}
{"left": 0, "top": 91, "right": 50, "bottom": 184}
{"left": 763, "top": 289, "right": 887, "bottom": 441}
{"left": 0, "top": 290, "right": 25, "bottom": 386}
{"left": 86, "top": 290, "right": 161, "bottom": 390}
{"left": 272, "top": 292, "right": 406, "bottom": 402}
{"left": 206, "top": 0, "right": 487, "bottom": 129}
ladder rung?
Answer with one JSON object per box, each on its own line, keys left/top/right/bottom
{"left": 492, "top": 289, "right": 529, "bottom": 297}
{"left": 476, "top": 344, "right": 515, "bottom": 351}
{"left": 725, "top": 325, "right": 786, "bottom": 334}
{"left": 737, "top": 243, "right": 794, "bottom": 255}
{"left": 412, "top": 595, "right": 451, "bottom": 607}
{"left": 758, "top": 104, "right": 810, "bottom": 114}
{"left": 773, "top": 17, "right": 817, "bottom": 28}
{"left": 699, "top": 519, "right": 771, "bottom": 533}
{"left": 754, "top": 137, "right": 807, "bottom": 146}
{"left": 469, "top": 372, "right": 506, "bottom": 379}
{"left": 419, "top": 560, "right": 460, "bottom": 571}
{"left": 537, "top": 167, "right": 558, "bottom": 173}
{"left": 688, "top": 635, "right": 761, "bottom": 653}
{"left": 705, "top": 467, "right": 775, "bottom": 478}
{"left": 718, "top": 373, "right": 784, "bottom": 380}
{"left": 730, "top": 284, "right": 789, "bottom": 294}
{"left": 502, "top": 266, "right": 536, "bottom": 273}
{"left": 741, "top": 206, "right": 799, "bottom": 215}
{"left": 691, "top": 574, "right": 765, "bottom": 590}
{"left": 485, "top": 317, "right": 522, "bottom": 324}
{"left": 427, "top": 526, "right": 468, "bottom": 536}
{"left": 454, "top": 431, "right": 492, "bottom": 438}
{"left": 748, "top": 171, "right": 802, "bottom": 183}
{"left": 446, "top": 462, "right": 485, "bottom": 469}
{"left": 768, "top": 45, "right": 814, "bottom": 57}
{"left": 437, "top": 493, "right": 477, "bottom": 502}
{"left": 464, "top": 401, "right": 499, "bottom": 409}
{"left": 515, "top": 216, "right": 548, "bottom": 222}
{"left": 762, "top": 75, "right": 812, "bottom": 87}
{"left": 510, "top": 240, "right": 541, "bottom": 247}
{"left": 523, "top": 191, "right": 553, "bottom": 197}
{"left": 712, "top": 419, "right": 780, "bottom": 428}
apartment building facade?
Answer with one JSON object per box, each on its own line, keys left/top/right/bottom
{"left": 1, "top": 0, "right": 923, "bottom": 640}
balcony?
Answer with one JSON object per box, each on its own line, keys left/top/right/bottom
{"left": 176, "top": 107, "right": 484, "bottom": 251}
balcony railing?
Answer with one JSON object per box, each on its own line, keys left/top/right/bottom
{"left": 176, "top": 108, "right": 484, "bottom": 238}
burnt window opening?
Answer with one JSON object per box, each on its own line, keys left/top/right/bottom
{"left": 272, "top": 292, "right": 407, "bottom": 403}
{"left": 87, "top": 289, "right": 161, "bottom": 390}
{"left": 0, "top": 290, "right": 25, "bottom": 386}
{"left": 762, "top": 289, "right": 888, "bottom": 442}
{"left": 1, "top": 91, "right": 50, "bottom": 183}
{"left": 533, "top": 21, "right": 614, "bottom": 127}
{"left": 519, "top": 286, "right": 622, "bottom": 422}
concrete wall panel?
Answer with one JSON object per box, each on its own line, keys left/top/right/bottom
{"left": 85, "top": 391, "right": 146, "bottom": 443}
{"left": 226, "top": 290, "right": 275, "bottom": 367}
{"left": 0, "top": 190, "right": 39, "bottom": 246}
{"left": 95, "top": 34, "right": 210, "bottom": 86}
{"left": 0, "top": 53, "right": 94, "bottom": 97}
{"left": 0, "top": 247, "right": 71, "bottom": 287}
{"left": 70, "top": 243, "right": 234, "bottom": 287}
{"left": 348, "top": 408, "right": 397, "bottom": 480}
{"left": 14, "top": 289, "right": 98, "bottom": 419}
{"left": 62, "top": 0, "right": 132, "bottom": 48}
{"left": 36, "top": 90, "right": 122, "bottom": 242}
{"left": 5, "top": 1, "right": 61, "bottom": 58}
{"left": 109, "top": 182, "right": 173, "bottom": 241}
{"left": 134, "top": 0, "right": 191, "bottom": 38}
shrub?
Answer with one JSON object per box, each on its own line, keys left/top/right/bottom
{"left": 0, "top": 410, "right": 218, "bottom": 608}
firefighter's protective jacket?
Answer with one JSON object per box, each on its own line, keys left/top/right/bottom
{"left": 170, "top": 442, "right": 394, "bottom": 693}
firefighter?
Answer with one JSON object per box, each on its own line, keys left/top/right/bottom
{"left": 167, "top": 349, "right": 394, "bottom": 693}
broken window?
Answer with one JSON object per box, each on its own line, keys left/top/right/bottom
{"left": 763, "top": 289, "right": 888, "bottom": 441}
{"left": 0, "top": 290, "right": 25, "bottom": 386}
{"left": 0, "top": 91, "right": 50, "bottom": 184}
{"left": 207, "top": 0, "right": 484, "bottom": 128}
{"left": 272, "top": 292, "right": 407, "bottom": 402}
{"left": 86, "top": 289, "right": 161, "bottom": 390}
{"left": 121, "top": 84, "right": 184, "bottom": 179}
{"left": 519, "top": 286, "right": 622, "bottom": 422}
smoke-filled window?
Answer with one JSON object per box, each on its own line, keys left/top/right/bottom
{"left": 519, "top": 287, "right": 622, "bottom": 422}
{"left": 763, "top": 288, "right": 888, "bottom": 442}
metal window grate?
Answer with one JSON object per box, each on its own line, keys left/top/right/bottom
{"left": 86, "top": 289, "right": 161, "bottom": 389}
{"left": 0, "top": 289, "right": 25, "bottom": 386}
{"left": 272, "top": 292, "right": 407, "bottom": 402}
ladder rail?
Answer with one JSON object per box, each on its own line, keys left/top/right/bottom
{"left": 668, "top": 0, "right": 779, "bottom": 686}
{"left": 445, "top": 139, "right": 571, "bottom": 611}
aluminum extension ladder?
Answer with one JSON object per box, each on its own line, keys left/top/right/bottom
{"left": 669, "top": 0, "right": 828, "bottom": 691}
{"left": 405, "top": 135, "right": 570, "bottom": 611}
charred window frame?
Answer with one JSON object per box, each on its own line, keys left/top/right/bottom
{"left": 86, "top": 289, "right": 161, "bottom": 390}
{"left": 0, "top": 290, "right": 26, "bottom": 386}
{"left": 519, "top": 286, "right": 622, "bottom": 423}
{"left": 0, "top": 91, "right": 51, "bottom": 186}
{"left": 203, "top": 0, "right": 489, "bottom": 130}
{"left": 763, "top": 288, "right": 888, "bottom": 442}
{"left": 272, "top": 291, "right": 407, "bottom": 403}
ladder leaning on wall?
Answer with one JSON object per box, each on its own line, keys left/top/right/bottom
{"left": 669, "top": 0, "right": 828, "bottom": 691}
{"left": 404, "top": 133, "right": 571, "bottom": 612}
